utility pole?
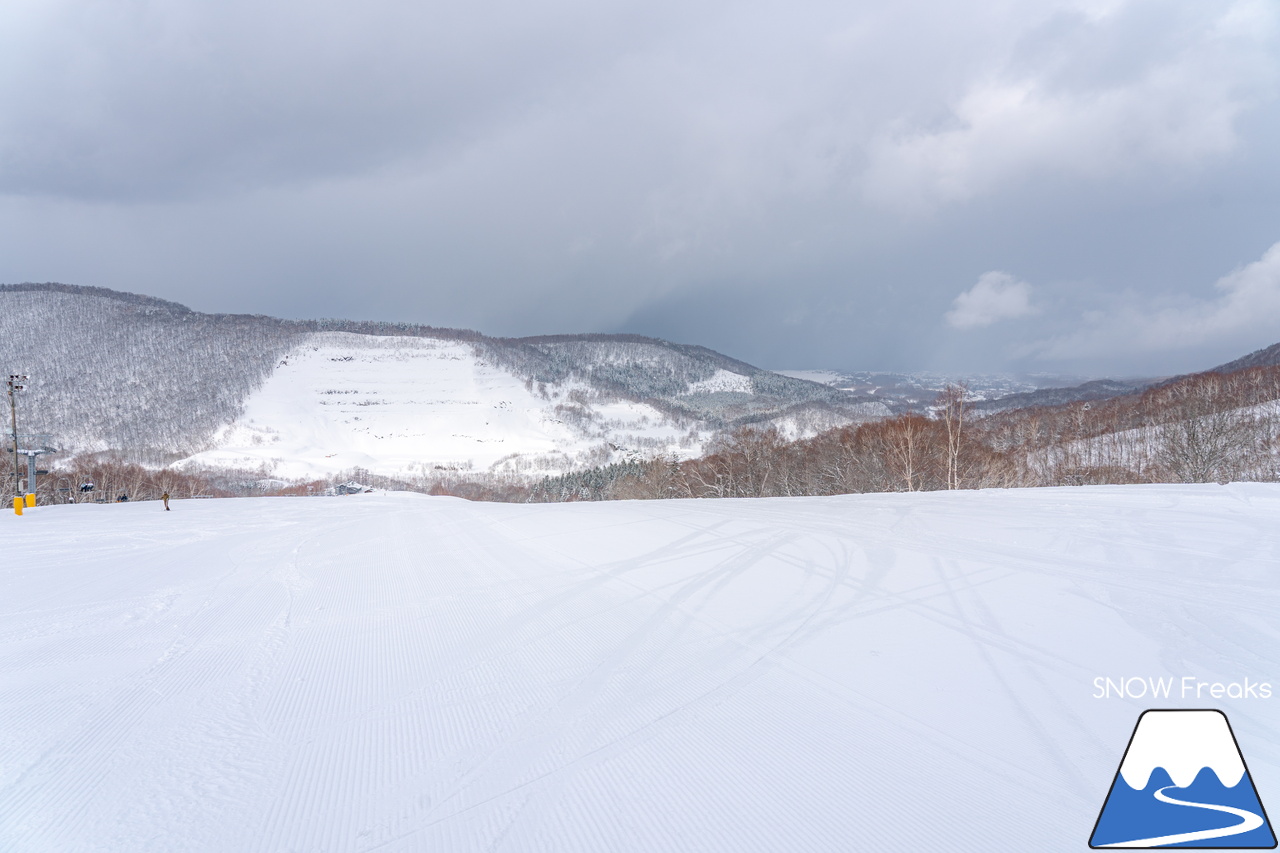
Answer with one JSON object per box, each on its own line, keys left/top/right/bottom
{"left": 7, "top": 374, "right": 26, "bottom": 499}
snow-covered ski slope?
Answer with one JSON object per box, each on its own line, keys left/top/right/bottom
{"left": 2, "top": 285, "right": 884, "bottom": 475}
{"left": 181, "top": 332, "right": 691, "bottom": 479}
{"left": 2, "top": 484, "right": 1278, "bottom": 852}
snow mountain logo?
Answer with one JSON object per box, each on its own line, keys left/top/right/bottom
{"left": 1090, "top": 710, "right": 1276, "bottom": 848}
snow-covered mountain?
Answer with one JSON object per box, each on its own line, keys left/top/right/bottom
{"left": 183, "top": 332, "right": 693, "bottom": 479}
{"left": 0, "top": 283, "right": 887, "bottom": 478}
{"left": 774, "top": 368, "right": 1175, "bottom": 419}
{"left": 774, "top": 368, "right": 1101, "bottom": 409}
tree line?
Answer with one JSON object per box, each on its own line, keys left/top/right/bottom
{"left": 27, "top": 362, "right": 1280, "bottom": 506}
{"left": 523, "top": 364, "right": 1280, "bottom": 501}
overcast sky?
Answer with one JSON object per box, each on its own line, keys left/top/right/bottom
{"left": 2, "top": 0, "right": 1279, "bottom": 376}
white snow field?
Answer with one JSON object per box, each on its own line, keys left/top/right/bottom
{"left": 179, "top": 332, "right": 693, "bottom": 479}
{"left": 3, "top": 484, "right": 1278, "bottom": 852}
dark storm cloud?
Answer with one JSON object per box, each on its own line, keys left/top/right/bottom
{"left": 0, "top": 0, "right": 682, "bottom": 199}
{"left": 1, "top": 0, "right": 1278, "bottom": 375}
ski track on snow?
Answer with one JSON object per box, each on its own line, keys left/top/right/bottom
{"left": 1, "top": 484, "right": 1278, "bottom": 851}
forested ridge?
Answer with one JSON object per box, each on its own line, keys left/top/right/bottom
{"left": 8, "top": 283, "right": 1280, "bottom": 504}
{"left": 523, "top": 364, "right": 1280, "bottom": 501}
{"left": 0, "top": 283, "right": 880, "bottom": 467}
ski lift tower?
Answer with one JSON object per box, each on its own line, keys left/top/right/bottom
{"left": 7, "top": 374, "right": 27, "bottom": 501}
{"left": 13, "top": 434, "right": 55, "bottom": 498}
{"left": 7, "top": 375, "right": 55, "bottom": 509}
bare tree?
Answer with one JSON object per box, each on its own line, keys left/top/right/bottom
{"left": 1157, "top": 377, "right": 1256, "bottom": 483}
{"left": 869, "top": 414, "right": 934, "bottom": 491}
{"left": 937, "top": 384, "right": 969, "bottom": 490}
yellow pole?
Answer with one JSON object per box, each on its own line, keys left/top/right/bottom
{"left": 24, "top": 493, "right": 35, "bottom": 508}
{"left": 13, "top": 496, "right": 22, "bottom": 515}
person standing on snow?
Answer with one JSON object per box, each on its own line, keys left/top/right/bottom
{"left": 162, "top": 491, "right": 170, "bottom": 511}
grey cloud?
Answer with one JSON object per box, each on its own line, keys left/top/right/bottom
{"left": 1, "top": 0, "right": 1279, "bottom": 377}
{"left": 862, "top": 2, "right": 1276, "bottom": 212}
{"left": 0, "top": 0, "right": 683, "bottom": 200}
{"left": 1035, "top": 240, "right": 1280, "bottom": 362}
{"left": 947, "top": 272, "right": 1036, "bottom": 329}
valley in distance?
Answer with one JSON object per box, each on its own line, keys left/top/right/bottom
{"left": 3, "top": 281, "right": 1266, "bottom": 503}
{"left": 3, "top": 282, "right": 1278, "bottom": 852}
